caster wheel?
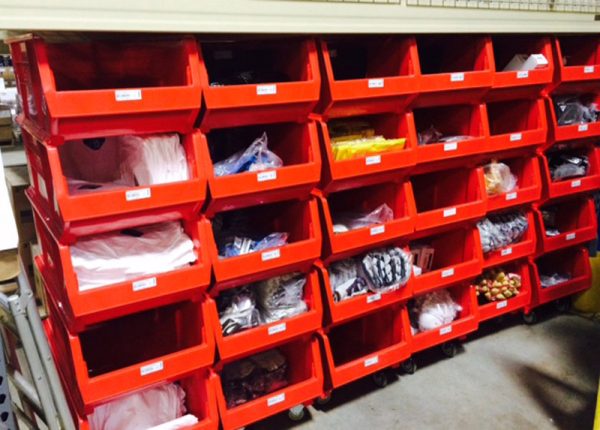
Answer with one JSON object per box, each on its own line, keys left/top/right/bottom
{"left": 555, "top": 299, "right": 571, "bottom": 313}
{"left": 522, "top": 311, "right": 537, "bottom": 325}
{"left": 288, "top": 405, "right": 305, "bottom": 422}
{"left": 315, "top": 394, "right": 331, "bottom": 406}
{"left": 441, "top": 342, "right": 458, "bottom": 358}
{"left": 401, "top": 358, "right": 417, "bottom": 375}
{"left": 372, "top": 371, "right": 388, "bottom": 388}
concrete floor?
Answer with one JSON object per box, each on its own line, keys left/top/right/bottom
{"left": 254, "top": 310, "right": 600, "bottom": 430}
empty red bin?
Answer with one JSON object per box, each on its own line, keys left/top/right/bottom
{"left": 547, "top": 90, "right": 600, "bottom": 142}
{"left": 476, "top": 260, "right": 532, "bottom": 322}
{"left": 530, "top": 246, "right": 591, "bottom": 310}
{"left": 534, "top": 197, "right": 597, "bottom": 254}
{"left": 208, "top": 198, "right": 322, "bottom": 290}
{"left": 200, "top": 121, "right": 321, "bottom": 215}
{"left": 414, "top": 35, "right": 493, "bottom": 107}
{"left": 482, "top": 211, "right": 537, "bottom": 269}
{"left": 213, "top": 335, "right": 323, "bottom": 430}
{"left": 410, "top": 226, "right": 482, "bottom": 295}
{"left": 34, "top": 209, "right": 211, "bottom": 332}
{"left": 207, "top": 270, "right": 323, "bottom": 362}
{"left": 8, "top": 34, "right": 201, "bottom": 139}
{"left": 319, "top": 304, "right": 411, "bottom": 390}
{"left": 555, "top": 35, "right": 600, "bottom": 83}
{"left": 198, "top": 38, "right": 320, "bottom": 131}
{"left": 319, "top": 181, "right": 416, "bottom": 259}
{"left": 21, "top": 120, "right": 206, "bottom": 243}
{"left": 318, "top": 35, "right": 419, "bottom": 118}
{"left": 319, "top": 111, "right": 417, "bottom": 193}
{"left": 411, "top": 166, "right": 486, "bottom": 233}
{"left": 412, "top": 103, "right": 489, "bottom": 166}
{"left": 490, "top": 35, "right": 554, "bottom": 93}
{"left": 45, "top": 287, "right": 215, "bottom": 414}
{"left": 484, "top": 155, "right": 542, "bottom": 213}
{"left": 409, "top": 283, "right": 479, "bottom": 354}
{"left": 540, "top": 143, "right": 600, "bottom": 200}
{"left": 486, "top": 98, "right": 547, "bottom": 152}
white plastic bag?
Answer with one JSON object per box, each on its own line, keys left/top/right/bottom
{"left": 88, "top": 383, "right": 191, "bottom": 430}
{"left": 332, "top": 203, "right": 394, "bottom": 232}
{"left": 483, "top": 161, "right": 517, "bottom": 196}
{"left": 71, "top": 222, "right": 197, "bottom": 291}
{"left": 415, "top": 290, "right": 462, "bottom": 332}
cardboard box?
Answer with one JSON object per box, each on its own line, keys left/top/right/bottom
{"left": 4, "top": 166, "right": 35, "bottom": 244}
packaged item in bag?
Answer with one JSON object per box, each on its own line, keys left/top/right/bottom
{"left": 477, "top": 212, "right": 529, "bottom": 253}
{"left": 554, "top": 95, "right": 599, "bottom": 126}
{"left": 213, "top": 133, "right": 283, "bottom": 177}
{"left": 332, "top": 203, "right": 394, "bottom": 232}
{"left": 217, "top": 286, "right": 261, "bottom": 336}
{"left": 219, "top": 232, "right": 288, "bottom": 258}
{"left": 360, "top": 246, "right": 412, "bottom": 293}
{"left": 328, "top": 259, "right": 369, "bottom": 302}
{"left": 540, "top": 272, "right": 572, "bottom": 288}
{"left": 328, "top": 119, "right": 406, "bottom": 161}
{"left": 548, "top": 153, "right": 589, "bottom": 181}
{"left": 483, "top": 161, "right": 517, "bottom": 195}
{"left": 473, "top": 269, "right": 522, "bottom": 303}
{"left": 411, "top": 290, "right": 462, "bottom": 332}
{"left": 256, "top": 273, "right": 307, "bottom": 324}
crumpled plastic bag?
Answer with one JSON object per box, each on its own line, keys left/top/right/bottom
{"left": 554, "top": 95, "right": 599, "bottom": 126}
{"left": 549, "top": 153, "right": 589, "bottom": 181}
{"left": 477, "top": 212, "right": 529, "bottom": 253}
{"left": 256, "top": 273, "right": 307, "bottom": 323}
{"left": 218, "top": 286, "right": 261, "bottom": 336}
{"left": 414, "top": 290, "right": 462, "bottom": 332}
{"left": 88, "top": 383, "right": 189, "bottom": 430}
{"left": 214, "top": 133, "right": 283, "bottom": 177}
{"left": 483, "top": 161, "right": 517, "bottom": 195}
{"left": 219, "top": 233, "right": 288, "bottom": 258}
{"left": 328, "top": 259, "right": 369, "bottom": 302}
{"left": 332, "top": 203, "right": 394, "bottom": 232}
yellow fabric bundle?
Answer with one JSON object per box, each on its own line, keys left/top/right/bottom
{"left": 331, "top": 136, "right": 406, "bottom": 161}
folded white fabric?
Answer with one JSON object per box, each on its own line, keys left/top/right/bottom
{"left": 88, "top": 383, "right": 192, "bottom": 430}
{"left": 71, "top": 222, "right": 197, "bottom": 291}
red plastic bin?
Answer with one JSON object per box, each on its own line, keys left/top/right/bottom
{"left": 540, "top": 143, "right": 600, "bottom": 200}
{"left": 317, "top": 248, "right": 413, "bottom": 326}
{"left": 213, "top": 336, "right": 323, "bottom": 430}
{"left": 21, "top": 120, "right": 206, "bottom": 243}
{"left": 8, "top": 34, "right": 201, "bottom": 139}
{"left": 411, "top": 166, "right": 486, "bottom": 233}
{"left": 319, "top": 304, "right": 411, "bottom": 390}
{"left": 414, "top": 35, "right": 493, "bottom": 107}
{"left": 318, "top": 111, "right": 417, "bottom": 193}
{"left": 547, "top": 92, "right": 600, "bottom": 142}
{"left": 534, "top": 197, "right": 597, "bottom": 253}
{"left": 34, "top": 210, "right": 211, "bottom": 332}
{"left": 318, "top": 35, "right": 419, "bottom": 118}
{"left": 201, "top": 121, "right": 321, "bottom": 215}
{"left": 319, "top": 181, "right": 416, "bottom": 259}
{"left": 208, "top": 198, "right": 321, "bottom": 290}
{"left": 198, "top": 38, "right": 320, "bottom": 131}
{"left": 207, "top": 270, "right": 323, "bottom": 361}
{"left": 412, "top": 103, "right": 489, "bottom": 165}
{"left": 484, "top": 155, "right": 542, "bottom": 212}
{"left": 530, "top": 246, "right": 591, "bottom": 309}
{"left": 46, "top": 289, "right": 215, "bottom": 413}
{"left": 486, "top": 98, "right": 547, "bottom": 152}
{"left": 409, "top": 283, "right": 479, "bottom": 354}
{"left": 411, "top": 226, "right": 482, "bottom": 295}
{"left": 476, "top": 260, "right": 532, "bottom": 322}
{"left": 482, "top": 210, "right": 537, "bottom": 269}
{"left": 555, "top": 35, "right": 600, "bottom": 83}
{"left": 490, "top": 35, "right": 554, "bottom": 92}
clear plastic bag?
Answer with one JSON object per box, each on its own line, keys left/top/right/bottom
{"left": 413, "top": 290, "right": 462, "bottom": 332}
{"left": 214, "top": 133, "right": 283, "bottom": 177}
{"left": 548, "top": 153, "right": 589, "bottom": 181}
{"left": 483, "top": 161, "right": 518, "bottom": 195}
{"left": 554, "top": 96, "right": 599, "bottom": 126}
{"left": 217, "top": 286, "right": 261, "bottom": 336}
{"left": 540, "top": 272, "right": 571, "bottom": 288}
{"left": 328, "top": 259, "right": 369, "bottom": 302}
{"left": 417, "top": 125, "right": 442, "bottom": 146}
{"left": 332, "top": 203, "right": 394, "bottom": 232}
{"left": 256, "top": 273, "right": 307, "bottom": 324}
{"left": 360, "top": 247, "right": 412, "bottom": 293}
{"left": 219, "top": 233, "right": 288, "bottom": 258}
{"left": 477, "top": 212, "right": 529, "bottom": 254}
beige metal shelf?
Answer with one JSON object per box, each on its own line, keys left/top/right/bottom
{"left": 0, "top": 0, "right": 598, "bottom": 34}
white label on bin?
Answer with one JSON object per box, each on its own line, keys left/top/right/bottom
{"left": 370, "top": 225, "right": 385, "bottom": 236}
{"left": 444, "top": 142, "right": 458, "bottom": 152}
{"left": 364, "top": 356, "right": 379, "bottom": 367}
{"left": 441, "top": 268, "right": 455, "bottom": 278}
{"left": 262, "top": 249, "right": 281, "bottom": 261}
{"left": 506, "top": 192, "right": 517, "bottom": 201}
{"left": 440, "top": 326, "right": 452, "bottom": 335}
{"left": 257, "top": 84, "right": 277, "bottom": 95}
{"left": 140, "top": 361, "right": 163, "bottom": 376}
{"left": 368, "top": 78, "right": 384, "bottom": 88}
{"left": 496, "top": 300, "right": 508, "bottom": 309}
{"left": 132, "top": 277, "right": 157, "bottom": 292}
{"left": 268, "top": 323, "right": 287, "bottom": 335}
{"left": 367, "top": 293, "right": 382, "bottom": 304}
{"left": 450, "top": 72, "right": 465, "bottom": 82}
{"left": 126, "top": 188, "right": 151, "bottom": 201}
{"left": 443, "top": 207, "right": 457, "bottom": 218}
{"left": 566, "top": 232, "right": 576, "bottom": 241}
{"left": 517, "top": 70, "right": 529, "bottom": 79}
{"left": 578, "top": 124, "right": 589, "bottom": 132}
{"left": 257, "top": 170, "right": 277, "bottom": 182}
{"left": 584, "top": 65, "right": 595, "bottom": 74}
{"left": 510, "top": 133, "right": 522, "bottom": 142}
{"left": 501, "top": 247, "right": 513, "bottom": 257}
{"left": 115, "top": 89, "right": 142, "bottom": 102}
{"left": 267, "top": 393, "right": 286, "bottom": 407}
{"left": 365, "top": 155, "right": 381, "bottom": 166}
{"left": 571, "top": 179, "right": 582, "bottom": 188}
